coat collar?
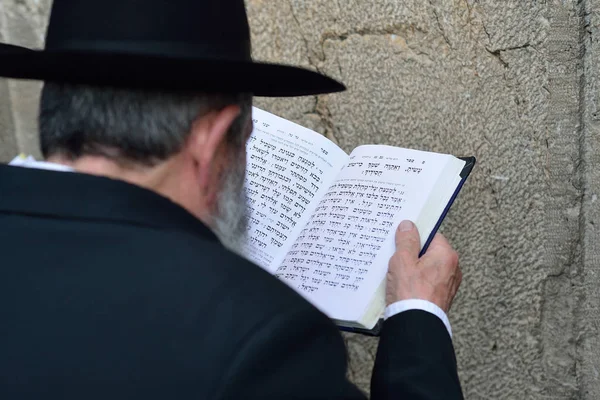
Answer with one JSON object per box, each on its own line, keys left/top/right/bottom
{"left": 8, "top": 154, "right": 76, "bottom": 172}
{"left": 0, "top": 164, "right": 219, "bottom": 242}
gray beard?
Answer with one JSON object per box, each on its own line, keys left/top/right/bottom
{"left": 212, "top": 158, "right": 249, "bottom": 256}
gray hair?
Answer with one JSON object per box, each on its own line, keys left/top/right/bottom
{"left": 39, "top": 82, "right": 252, "bottom": 166}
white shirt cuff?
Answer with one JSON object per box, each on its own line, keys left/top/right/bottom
{"left": 384, "top": 299, "right": 452, "bottom": 338}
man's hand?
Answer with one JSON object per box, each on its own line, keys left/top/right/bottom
{"left": 386, "top": 220, "right": 462, "bottom": 313}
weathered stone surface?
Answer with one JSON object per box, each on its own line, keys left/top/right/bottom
{"left": 0, "top": 0, "right": 51, "bottom": 161}
{"left": 0, "top": 3, "right": 17, "bottom": 161}
{"left": 250, "top": 1, "right": 553, "bottom": 397}
{"left": 577, "top": 0, "right": 600, "bottom": 399}
{"left": 2, "top": 1, "right": 600, "bottom": 399}
{"left": 541, "top": 4, "right": 584, "bottom": 399}
{"left": 0, "top": 80, "right": 18, "bottom": 161}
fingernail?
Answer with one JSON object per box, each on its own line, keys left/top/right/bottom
{"left": 399, "top": 220, "right": 414, "bottom": 232}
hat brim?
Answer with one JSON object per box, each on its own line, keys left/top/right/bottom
{"left": 0, "top": 44, "right": 346, "bottom": 97}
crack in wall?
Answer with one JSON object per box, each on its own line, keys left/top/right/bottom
{"left": 288, "top": 1, "right": 377, "bottom": 145}
{"left": 287, "top": 1, "right": 330, "bottom": 141}
{"left": 288, "top": 5, "right": 445, "bottom": 146}
{"left": 318, "top": 23, "right": 429, "bottom": 45}
{"left": 288, "top": 1, "right": 313, "bottom": 67}
{"left": 482, "top": 20, "right": 534, "bottom": 69}
{"left": 485, "top": 43, "right": 533, "bottom": 69}
{"left": 429, "top": 0, "right": 453, "bottom": 49}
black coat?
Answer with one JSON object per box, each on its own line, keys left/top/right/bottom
{"left": 0, "top": 164, "right": 463, "bottom": 399}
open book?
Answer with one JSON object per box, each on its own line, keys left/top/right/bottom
{"left": 242, "top": 107, "right": 475, "bottom": 335}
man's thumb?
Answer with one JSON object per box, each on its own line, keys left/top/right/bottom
{"left": 394, "top": 220, "right": 421, "bottom": 262}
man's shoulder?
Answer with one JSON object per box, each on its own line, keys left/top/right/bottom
{"left": 128, "top": 227, "right": 317, "bottom": 319}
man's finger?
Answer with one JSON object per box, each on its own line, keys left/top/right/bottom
{"left": 394, "top": 220, "right": 421, "bottom": 264}
{"left": 421, "top": 233, "right": 459, "bottom": 270}
{"left": 424, "top": 233, "right": 451, "bottom": 253}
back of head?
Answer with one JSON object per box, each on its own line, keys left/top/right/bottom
{"left": 39, "top": 83, "right": 251, "bottom": 166}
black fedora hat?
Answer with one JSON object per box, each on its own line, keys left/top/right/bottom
{"left": 0, "top": 0, "right": 345, "bottom": 97}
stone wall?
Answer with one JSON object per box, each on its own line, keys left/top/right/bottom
{"left": 1, "top": 1, "right": 599, "bottom": 399}
{"left": 249, "top": 1, "right": 553, "bottom": 398}
{"left": 0, "top": 0, "right": 50, "bottom": 161}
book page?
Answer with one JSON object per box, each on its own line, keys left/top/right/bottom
{"left": 274, "top": 145, "right": 455, "bottom": 322}
{"left": 241, "top": 107, "right": 348, "bottom": 273}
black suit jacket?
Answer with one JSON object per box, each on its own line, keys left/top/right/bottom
{"left": 0, "top": 164, "right": 463, "bottom": 399}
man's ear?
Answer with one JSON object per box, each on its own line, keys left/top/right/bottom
{"left": 188, "top": 104, "right": 241, "bottom": 194}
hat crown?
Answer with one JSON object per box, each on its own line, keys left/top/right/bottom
{"left": 45, "top": 0, "right": 252, "bottom": 60}
{"left": 0, "top": 0, "right": 344, "bottom": 96}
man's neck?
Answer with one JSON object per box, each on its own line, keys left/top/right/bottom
{"left": 48, "top": 155, "right": 166, "bottom": 189}
{"left": 45, "top": 154, "right": 215, "bottom": 229}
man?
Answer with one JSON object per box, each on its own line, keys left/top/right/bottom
{"left": 0, "top": 0, "right": 464, "bottom": 399}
